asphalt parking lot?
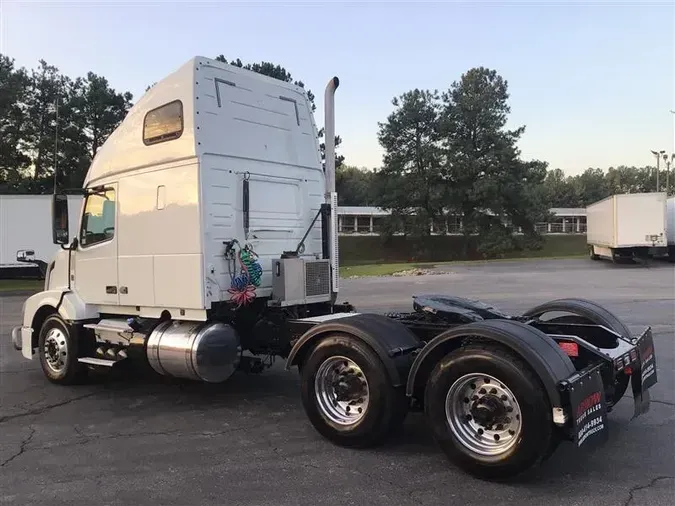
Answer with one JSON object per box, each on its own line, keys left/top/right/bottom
{"left": 1, "top": 258, "right": 673, "bottom": 506}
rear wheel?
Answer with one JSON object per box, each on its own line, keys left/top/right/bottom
{"left": 299, "top": 333, "right": 408, "bottom": 448}
{"left": 38, "top": 314, "right": 88, "bottom": 384}
{"left": 424, "top": 343, "right": 556, "bottom": 480}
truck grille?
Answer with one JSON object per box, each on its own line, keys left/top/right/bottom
{"left": 305, "top": 261, "right": 330, "bottom": 297}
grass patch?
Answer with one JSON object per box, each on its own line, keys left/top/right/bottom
{"left": 339, "top": 253, "right": 587, "bottom": 278}
{"left": 0, "top": 279, "right": 43, "bottom": 293}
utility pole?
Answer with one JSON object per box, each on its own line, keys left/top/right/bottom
{"left": 53, "top": 94, "right": 59, "bottom": 194}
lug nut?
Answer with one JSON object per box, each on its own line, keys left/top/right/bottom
{"left": 509, "top": 430, "right": 515, "bottom": 436}
{"left": 477, "top": 428, "right": 484, "bottom": 435}
{"left": 479, "top": 388, "right": 486, "bottom": 395}
{"left": 501, "top": 394, "right": 507, "bottom": 401}
{"left": 494, "top": 434, "right": 500, "bottom": 441}
{"left": 490, "top": 388, "right": 497, "bottom": 395}
{"left": 507, "top": 407, "right": 513, "bottom": 412}
{"left": 464, "top": 397, "right": 470, "bottom": 404}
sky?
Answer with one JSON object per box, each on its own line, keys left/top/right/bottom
{"left": 1, "top": 0, "right": 674, "bottom": 175}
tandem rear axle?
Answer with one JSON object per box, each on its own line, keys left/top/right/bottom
{"left": 12, "top": 293, "right": 657, "bottom": 480}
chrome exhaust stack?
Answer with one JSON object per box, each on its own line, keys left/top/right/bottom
{"left": 324, "top": 76, "right": 340, "bottom": 198}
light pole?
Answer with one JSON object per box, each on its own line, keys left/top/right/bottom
{"left": 668, "top": 153, "right": 675, "bottom": 195}
{"left": 650, "top": 150, "right": 665, "bottom": 191}
{"left": 663, "top": 152, "right": 669, "bottom": 193}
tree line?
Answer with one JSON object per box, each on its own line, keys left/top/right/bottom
{"left": 1, "top": 53, "right": 669, "bottom": 256}
{"left": 337, "top": 163, "right": 667, "bottom": 209}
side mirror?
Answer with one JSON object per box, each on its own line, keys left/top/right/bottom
{"left": 52, "top": 193, "right": 70, "bottom": 245}
{"left": 16, "top": 249, "right": 35, "bottom": 262}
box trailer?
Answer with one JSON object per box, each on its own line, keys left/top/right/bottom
{"left": 0, "top": 194, "right": 83, "bottom": 277}
{"left": 9, "top": 56, "right": 658, "bottom": 481}
{"left": 667, "top": 196, "right": 675, "bottom": 260}
{"left": 586, "top": 192, "right": 668, "bottom": 262}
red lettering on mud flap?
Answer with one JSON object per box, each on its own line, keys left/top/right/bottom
{"left": 569, "top": 368, "right": 608, "bottom": 449}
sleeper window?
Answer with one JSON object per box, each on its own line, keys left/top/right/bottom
{"left": 143, "top": 100, "right": 184, "bottom": 145}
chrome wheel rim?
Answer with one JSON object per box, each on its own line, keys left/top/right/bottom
{"left": 445, "top": 373, "right": 522, "bottom": 457}
{"left": 44, "top": 327, "right": 68, "bottom": 374}
{"left": 314, "top": 356, "right": 369, "bottom": 426}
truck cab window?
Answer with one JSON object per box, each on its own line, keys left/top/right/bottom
{"left": 80, "top": 189, "right": 116, "bottom": 247}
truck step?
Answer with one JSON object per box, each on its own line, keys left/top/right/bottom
{"left": 83, "top": 319, "right": 134, "bottom": 334}
{"left": 78, "top": 357, "right": 118, "bottom": 367}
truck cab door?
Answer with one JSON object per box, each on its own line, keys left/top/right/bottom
{"left": 73, "top": 184, "right": 119, "bottom": 305}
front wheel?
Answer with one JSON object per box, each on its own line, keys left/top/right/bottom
{"left": 299, "top": 333, "right": 409, "bottom": 448}
{"left": 38, "top": 314, "right": 88, "bottom": 385}
{"left": 424, "top": 343, "right": 557, "bottom": 480}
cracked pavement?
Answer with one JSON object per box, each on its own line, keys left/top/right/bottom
{"left": 1, "top": 258, "right": 674, "bottom": 505}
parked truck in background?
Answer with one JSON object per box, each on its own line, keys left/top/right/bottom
{"left": 9, "top": 56, "right": 658, "bottom": 481}
{"left": 586, "top": 192, "right": 668, "bottom": 263}
{"left": 667, "top": 196, "right": 675, "bottom": 260}
{"left": 0, "top": 194, "right": 82, "bottom": 278}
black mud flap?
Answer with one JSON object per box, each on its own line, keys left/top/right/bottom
{"left": 631, "top": 327, "right": 657, "bottom": 419}
{"left": 568, "top": 366, "right": 609, "bottom": 449}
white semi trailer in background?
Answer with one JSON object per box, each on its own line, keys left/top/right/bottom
{"left": 586, "top": 192, "right": 668, "bottom": 263}
{"left": 0, "top": 194, "right": 83, "bottom": 277}
{"left": 667, "top": 196, "right": 675, "bottom": 260}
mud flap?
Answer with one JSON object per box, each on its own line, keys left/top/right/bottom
{"left": 568, "top": 366, "right": 609, "bottom": 449}
{"left": 631, "top": 327, "right": 657, "bottom": 419}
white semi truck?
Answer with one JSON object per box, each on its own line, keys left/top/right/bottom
{"left": 9, "top": 56, "right": 658, "bottom": 480}
{"left": 586, "top": 192, "right": 668, "bottom": 262}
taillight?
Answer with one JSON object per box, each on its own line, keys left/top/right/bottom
{"left": 558, "top": 341, "right": 579, "bottom": 357}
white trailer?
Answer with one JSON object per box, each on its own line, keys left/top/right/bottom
{"left": 586, "top": 192, "right": 668, "bottom": 262}
{"left": 0, "top": 194, "right": 83, "bottom": 276}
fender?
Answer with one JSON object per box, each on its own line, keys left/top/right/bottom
{"left": 285, "top": 313, "right": 422, "bottom": 386}
{"left": 20, "top": 289, "right": 99, "bottom": 358}
{"left": 520, "top": 297, "right": 632, "bottom": 339}
{"left": 412, "top": 294, "right": 512, "bottom": 323}
{"left": 405, "top": 319, "right": 576, "bottom": 409}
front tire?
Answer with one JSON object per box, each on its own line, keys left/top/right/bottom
{"left": 299, "top": 333, "right": 409, "bottom": 448}
{"left": 38, "top": 314, "right": 88, "bottom": 385}
{"left": 424, "top": 343, "right": 556, "bottom": 480}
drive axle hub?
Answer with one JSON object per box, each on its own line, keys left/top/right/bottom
{"left": 445, "top": 373, "right": 523, "bottom": 457}
{"left": 314, "top": 356, "right": 370, "bottom": 426}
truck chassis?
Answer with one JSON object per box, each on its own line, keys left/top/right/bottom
{"left": 13, "top": 291, "right": 657, "bottom": 480}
